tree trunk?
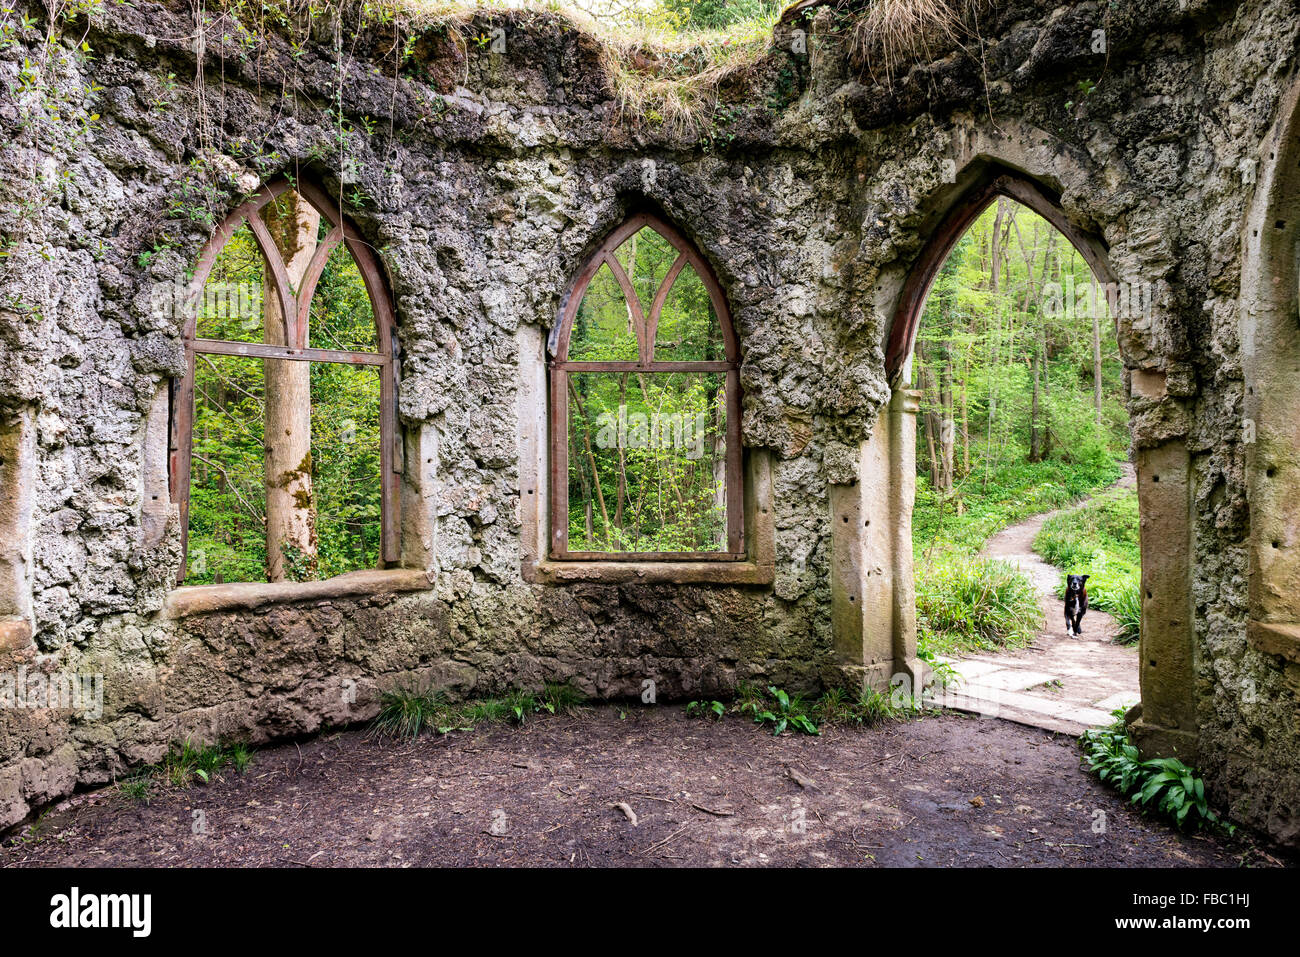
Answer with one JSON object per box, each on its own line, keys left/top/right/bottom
{"left": 567, "top": 380, "right": 611, "bottom": 547}
{"left": 568, "top": 428, "right": 593, "bottom": 548}
{"left": 1042, "top": 327, "right": 1053, "bottom": 459}
{"left": 959, "top": 350, "right": 971, "bottom": 476}
{"left": 984, "top": 200, "right": 1005, "bottom": 471}
{"left": 261, "top": 190, "right": 320, "bottom": 582}
{"left": 614, "top": 373, "right": 628, "bottom": 530}
{"left": 916, "top": 340, "right": 939, "bottom": 481}
{"left": 939, "top": 355, "right": 955, "bottom": 494}
{"left": 712, "top": 382, "right": 726, "bottom": 541}
{"left": 924, "top": 405, "right": 939, "bottom": 483}
{"left": 990, "top": 199, "right": 1004, "bottom": 297}
{"left": 1029, "top": 347, "right": 1042, "bottom": 463}
{"left": 1092, "top": 314, "right": 1104, "bottom": 426}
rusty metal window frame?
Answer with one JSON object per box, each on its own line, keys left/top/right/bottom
{"left": 548, "top": 212, "right": 744, "bottom": 561}
{"left": 169, "top": 178, "right": 402, "bottom": 584}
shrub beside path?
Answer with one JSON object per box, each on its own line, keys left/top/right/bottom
{"left": 936, "top": 465, "right": 1141, "bottom": 735}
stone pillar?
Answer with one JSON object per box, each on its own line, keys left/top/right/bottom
{"left": 140, "top": 385, "right": 170, "bottom": 547}
{"left": 888, "top": 389, "right": 923, "bottom": 684}
{"left": 1243, "top": 268, "right": 1300, "bottom": 690}
{"left": 1130, "top": 438, "right": 1198, "bottom": 760}
{"left": 516, "top": 323, "right": 548, "bottom": 581}
{"left": 830, "top": 388, "right": 924, "bottom": 692}
{"left": 401, "top": 424, "right": 438, "bottom": 573}
{"left": 0, "top": 405, "right": 35, "bottom": 653}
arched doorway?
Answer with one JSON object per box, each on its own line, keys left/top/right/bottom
{"left": 842, "top": 167, "right": 1197, "bottom": 758}
{"left": 897, "top": 177, "right": 1139, "bottom": 732}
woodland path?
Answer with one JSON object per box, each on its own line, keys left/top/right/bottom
{"left": 936, "top": 465, "right": 1141, "bottom": 735}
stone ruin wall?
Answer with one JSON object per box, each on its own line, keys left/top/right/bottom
{"left": 0, "top": 0, "right": 1298, "bottom": 846}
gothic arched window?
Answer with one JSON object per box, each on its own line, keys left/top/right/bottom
{"left": 171, "top": 179, "right": 399, "bottom": 584}
{"left": 550, "top": 213, "right": 742, "bottom": 559}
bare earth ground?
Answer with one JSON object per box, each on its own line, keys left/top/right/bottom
{"left": 940, "top": 466, "right": 1142, "bottom": 735}
{"left": 1, "top": 708, "right": 1288, "bottom": 868}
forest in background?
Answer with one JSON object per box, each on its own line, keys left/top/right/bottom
{"left": 565, "top": 224, "right": 731, "bottom": 553}
{"left": 911, "top": 198, "right": 1139, "bottom": 655}
{"left": 188, "top": 210, "right": 735, "bottom": 581}
{"left": 184, "top": 187, "right": 1142, "bottom": 650}
{"left": 187, "top": 207, "right": 383, "bottom": 585}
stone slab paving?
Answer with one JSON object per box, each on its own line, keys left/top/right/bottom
{"left": 935, "top": 467, "right": 1141, "bottom": 736}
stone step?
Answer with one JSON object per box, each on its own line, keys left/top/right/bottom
{"left": 933, "top": 685, "right": 1115, "bottom": 736}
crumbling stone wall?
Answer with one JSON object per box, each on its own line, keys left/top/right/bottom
{"left": 0, "top": 0, "right": 1298, "bottom": 847}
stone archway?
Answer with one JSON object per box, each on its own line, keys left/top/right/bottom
{"left": 837, "top": 163, "right": 1198, "bottom": 761}
{"left": 883, "top": 169, "right": 1117, "bottom": 385}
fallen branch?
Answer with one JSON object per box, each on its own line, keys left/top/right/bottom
{"left": 611, "top": 801, "right": 638, "bottom": 826}
{"left": 638, "top": 823, "right": 689, "bottom": 856}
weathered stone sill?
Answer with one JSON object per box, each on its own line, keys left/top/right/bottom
{"left": 164, "top": 569, "right": 434, "bottom": 618}
{"left": 532, "top": 560, "right": 774, "bottom": 586}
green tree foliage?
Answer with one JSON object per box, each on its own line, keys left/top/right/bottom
{"left": 566, "top": 225, "right": 729, "bottom": 553}
{"left": 913, "top": 199, "right": 1134, "bottom": 653}
{"left": 187, "top": 224, "right": 382, "bottom": 584}
{"left": 913, "top": 199, "right": 1129, "bottom": 553}
{"left": 660, "top": 0, "right": 781, "bottom": 30}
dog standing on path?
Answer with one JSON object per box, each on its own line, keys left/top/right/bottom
{"left": 1065, "top": 574, "right": 1089, "bottom": 636}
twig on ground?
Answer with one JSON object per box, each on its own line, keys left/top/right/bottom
{"left": 638, "top": 823, "right": 689, "bottom": 856}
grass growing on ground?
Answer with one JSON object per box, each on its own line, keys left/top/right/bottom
{"left": 1080, "top": 711, "right": 1232, "bottom": 834}
{"left": 912, "top": 455, "right": 1122, "bottom": 657}
{"left": 371, "top": 682, "right": 587, "bottom": 740}
{"left": 1035, "top": 486, "right": 1141, "bottom": 643}
{"left": 915, "top": 555, "right": 1043, "bottom": 656}
{"left": 686, "top": 683, "right": 917, "bottom": 736}
{"left": 115, "top": 738, "right": 255, "bottom": 803}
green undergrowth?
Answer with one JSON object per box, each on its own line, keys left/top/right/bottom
{"left": 915, "top": 455, "right": 1122, "bottom": 560}
{"left": 115, "top": 738, "right": 255, "bottom": 803}
{"left": 1035, "top": 486, "right": 1141, "bottom": 643}
{"left": 371, "top": 681, "right": 587, "bottom": 740}
{"left": 378, "top": 680, "right": 920, "bottom": 742}
{"left": 915, "top": 554, "right": 1043, "bottom": 657}
{"left": 913, "top": 455, "right": 1122, "bottom": 657}
{"left": 685, "top": 682, "right": 923, "bottom": 736}
{"left": 1080, "top": 712, "right": 1233, "bottom": 835}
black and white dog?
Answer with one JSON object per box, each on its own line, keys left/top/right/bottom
{"left": 1064, "top": 574, "right": 1089, "bottom": 636}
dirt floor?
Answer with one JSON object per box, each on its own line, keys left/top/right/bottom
{"left": 1, "top": 707, "right": 1289, "bottom": 868}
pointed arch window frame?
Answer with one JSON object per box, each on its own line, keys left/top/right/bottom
{"left": 170, "top": 177, "right": 402, "bottom": 584}
{"left": 548, "top": 212, "right": 744, "bottom": 561}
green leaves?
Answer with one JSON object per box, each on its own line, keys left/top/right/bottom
{"left": 371, "top": 683, "right": 587, "bottom": 740}
{"left": 189, "top": 228, "right": 383, "bottom": 584}
{"left": 787, "top": 714, "right": 819, "bottom": 735}
{"left": 1079, "top": 716, "right": 1233, "bottom": 835}
{"left": 915, "top": 555, "right": 1042, "bottom": 656}
{"left": 688, "top": 685, "right": 910, "bottom": 736}
{"left": 685, "top": 699, "right": 727, "bottom": 720}
{"left": 739, "top": 686, "right": 820, "bottom": 737}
